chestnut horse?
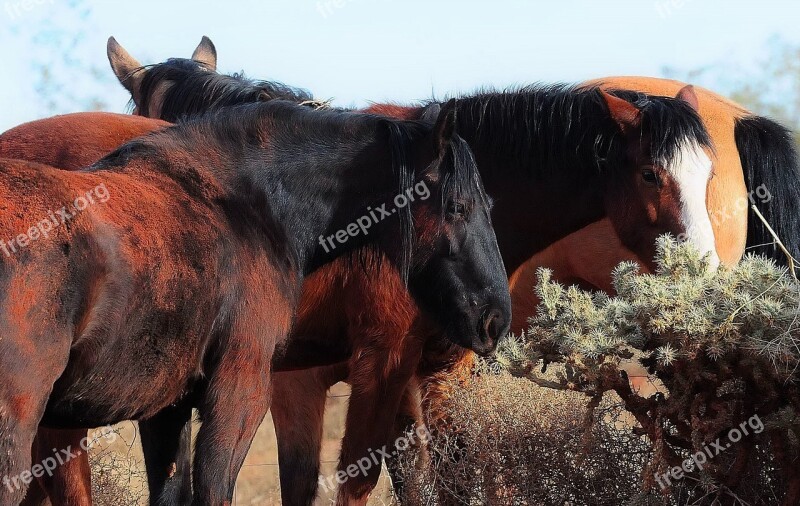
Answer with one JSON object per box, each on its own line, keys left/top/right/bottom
{"left": 0, "top": 113, "right": 171, "bottom": 506}
{"left": 97, "top": 39, "right": 725, "bottom": 506}
{"left": 0, "top": 100, "right": 511, "bottom": 506}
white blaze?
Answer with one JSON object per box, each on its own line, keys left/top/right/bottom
{"left": 666, "top": 140, "right": 720, "bottom": 270}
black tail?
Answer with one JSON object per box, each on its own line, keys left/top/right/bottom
{"left": 735, "top": 115, "right": 800, "bottom": 265}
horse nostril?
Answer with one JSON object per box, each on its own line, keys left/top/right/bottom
{"left": 483, "top": 309, "right": 506, "bottom": 341}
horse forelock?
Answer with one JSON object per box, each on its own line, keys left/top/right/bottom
{"left": 440, "top": 135, "right": 487, "bottom": 213}
{"left": 610, "top": 89, "right": 714, "bottom": 165}
{"left": 379, "top": 118, "right": 486, "bottom": 284}
{"left": 612, "top": 91, "right": 719, "bottom": 267}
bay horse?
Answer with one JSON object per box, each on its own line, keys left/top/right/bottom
{"left": 98, "top": 39, "right": 729, "bottom": 506}
{"left": 509, "top": 77, "right": 800, "bottom": 331}
{"left": 0, "top": 99, "right": 511, "bottom": 506}
{"left": 0, "top": 112, "right": 172, "bottom": 506}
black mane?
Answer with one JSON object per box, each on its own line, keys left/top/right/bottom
{"left": 136, "top": 58, "right": 316, "bottom": 122}
{"left": 100, "top": 101, "right": 480, "bottom": 280}
{"left": 611, "top": 88, "right": 714, "bottom": 163}
{"left": 451, "top": 84, "right": 712, "bottom": 181}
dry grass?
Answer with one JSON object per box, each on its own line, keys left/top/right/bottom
{"left": 394, "top": 371, "right": 658, "bottom": 506}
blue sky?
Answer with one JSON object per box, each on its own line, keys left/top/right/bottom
{"left": 1, "top": 0, "right": 799, "bottom": 131}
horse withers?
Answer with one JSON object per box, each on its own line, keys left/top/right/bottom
{"left": 0, "top": 100, "right": 510, "bottom": 505}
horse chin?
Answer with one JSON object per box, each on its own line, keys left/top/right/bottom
{"left": 444, "top": 318, "right": 498, "bottom": 357}
{"left": 469, "top": 336, "right": 498, "bottom": 357}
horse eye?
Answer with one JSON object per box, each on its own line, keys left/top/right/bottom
{"left": 641, "top": 168, "right": 660, "bottom": 186}
{"left": 447, "top": 201, "right": 466, "bottom": 217}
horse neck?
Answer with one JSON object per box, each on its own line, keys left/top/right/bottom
{"left": 452, "top": 93, "right": 611, "bottom": 273}
{"left": 364, "top": 104, "right": 422, "bottom": 120}
{"left": 214, "top": 122, "right": 407, "bottom": 276}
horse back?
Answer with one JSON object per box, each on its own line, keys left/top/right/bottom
{"left": 0, "top": 112, "right": 169, "bottom": 171}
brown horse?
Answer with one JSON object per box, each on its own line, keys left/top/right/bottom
{"left": 0, "top": 100, "right": 511, "bottom": 506}
{"left": 0, "top": 112, "right": 171, "bottom": 506}
{"left": 98, "top": 39, "right": 729, "bottom": 506}
{"left": 509, "top": 77, "right": 798, "bottom": 331}
{"left": 9, "top": 113, "right": 445, "bottom": 506}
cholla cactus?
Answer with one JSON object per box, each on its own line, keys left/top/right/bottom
{"left": 498, "top": 236, "right": 800, "bottom": 504}
{"left": 528, "top": 235, "right": 800, "bottom": 375}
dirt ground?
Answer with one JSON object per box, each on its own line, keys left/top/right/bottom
{"left": 90, "top": 382, "right": 396, "bottom": 505}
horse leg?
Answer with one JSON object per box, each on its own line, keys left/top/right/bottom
{"left": 384, "top": 378, "right": 428, "bottom": 500}
{"left": 335, "top": 337, "right": 424, "bottom": 506}
{"left": 27, "top": 428, "right": 91, "bottom": 506}
{"left": 0, "top": 342, "right": 71, "bottom": 504}
{"left": 19, "top": 459, "right": 49, "bottom": 506}
{"left": 139, "top": 399, "right": 194, "bottom": 506}
{"left": 273, "top": 362, "right": 348, "bottom": 506}
{"left": 20, "top": 432, "right": 50, "bottom": 506}
{"left": 191, "top": 330, "right": 277, "bottom": 506}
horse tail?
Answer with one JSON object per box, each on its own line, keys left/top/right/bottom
{"left": 734, "top": 115, "right": 800, "bottom": 265}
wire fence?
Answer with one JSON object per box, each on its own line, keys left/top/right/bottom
{"left": 231, "top": 390, "right": 352, "bottom": 505}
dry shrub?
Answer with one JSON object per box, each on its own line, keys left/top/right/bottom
{"left": 90, "top": 451, "right": 148, "bottom": 506}
{"left": 88, "top": 423, "right": 148, "bottom": 506}
{"left": 514, "top": 238, "right": 800, "bottom": 504}
{"left": 395, "top": 371, "right": 658, "bottom": 506}
{"left": 395, "top": 370, "right": 786, "bottom": 505}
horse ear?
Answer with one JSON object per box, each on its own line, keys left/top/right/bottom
{"left": 107, "top": 36, "right": 143, "bottom": 94}
{"left": 191, "top": 36, "right": 217, "bottom": 70}
{"left": 600, "top": 90, "right": 642, "bottom": 134}
{"left": 432, "top": 99, "right": 457, "bottom": 155}
{"left": 676, "top": 84, "right": 700, "bottom": 111}
{"left": 420, "top": 103, "right": 442, "bottom": 124}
